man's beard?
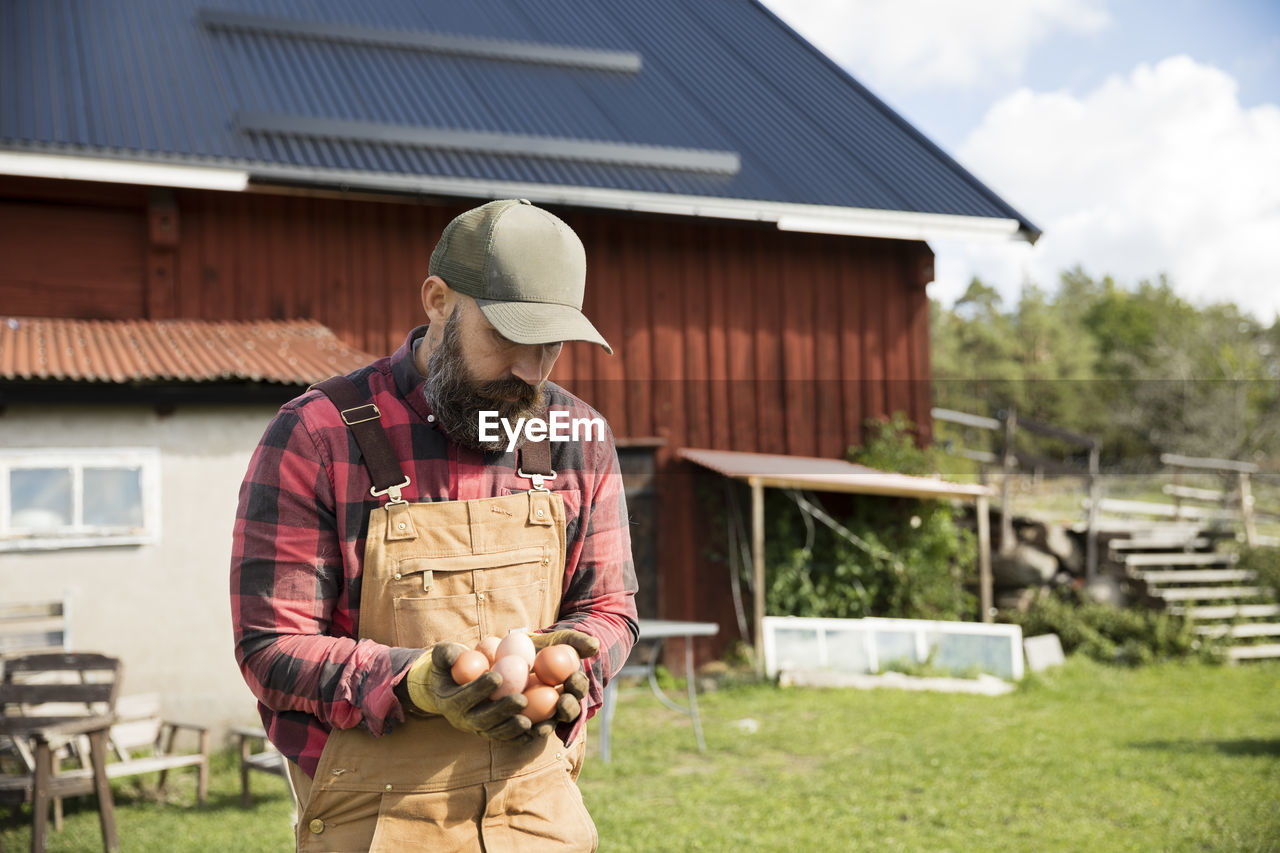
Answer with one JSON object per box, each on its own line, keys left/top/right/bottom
{"left": 423, "top": 309, "right": 546, "bottom": 453}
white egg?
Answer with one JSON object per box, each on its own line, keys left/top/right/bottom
{"left": 495, "top": 630, "right": 536, "bottom": 667}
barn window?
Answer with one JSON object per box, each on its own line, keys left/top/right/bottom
{"left": 0, "top": 448, "right": 160, "bottom": 551}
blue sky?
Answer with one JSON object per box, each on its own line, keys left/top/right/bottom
{"left": 760, "top": 0, "right": 1280, "bottom": 321}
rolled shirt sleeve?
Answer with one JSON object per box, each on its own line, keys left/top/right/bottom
{"left": 231, "top": 407, "right": 416, "bottom": 739}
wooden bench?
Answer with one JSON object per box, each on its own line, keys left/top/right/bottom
{"left": 103, "top": 693, "right": 209, "bottom": 805}
{"left": 0, "top": 599, "right": 71, "bottom": 658}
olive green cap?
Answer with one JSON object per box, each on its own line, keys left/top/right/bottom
{"left": 428, "top": 199, "right": 612, "bottom": 354}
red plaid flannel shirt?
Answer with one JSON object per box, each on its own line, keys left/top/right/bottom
{"left": 231, "top": 326, "right": 638, "bottom": 776}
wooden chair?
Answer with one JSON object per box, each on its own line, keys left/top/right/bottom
{"left": 0, "top": 653, "right": 122, "bottom": 853}
{"left": 230, "top": 725, "right": 293, "bottom": 808}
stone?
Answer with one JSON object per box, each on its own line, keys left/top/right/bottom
{"left": 1043, "top": 524, "right": 1084, "bottom": 574}
{"left": 1083, "top": 574, "right": 1128, "bottom": 607}
{"left": 992, "top": 542, "right": 1060, "bottom": 588}
{"left": 1023, "top": 633, "right": 1066, "bottom": 672}
{"left": 1016, "top": 520, "right": 1047, "bottom": 547}
{"left": 995, "top": 587, "right": 1039, "bottom": 612}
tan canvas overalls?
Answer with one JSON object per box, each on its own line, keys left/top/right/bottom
{"left": 294, "top": 378, "right": 596, "bottom": 852}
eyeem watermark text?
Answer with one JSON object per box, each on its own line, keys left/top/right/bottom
{"left": 478, "top": 410, "right": 606, "bottom": 453}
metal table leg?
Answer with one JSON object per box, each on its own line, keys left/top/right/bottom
{"left": 599, "top": 678, "right": 618, "bottom": 763}
{"left": 642, "top": 638, "right": 706, "bottom": 752}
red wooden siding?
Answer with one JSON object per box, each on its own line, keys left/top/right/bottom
{"left": 2, "top": 176, "right": 936, "bottom": 658}
{"left": 0, "top": 193, "right": 145, "bottom": 319}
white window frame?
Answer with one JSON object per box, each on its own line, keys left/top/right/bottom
{"left": 0, "top": 448, "right": 161, "bottom": 551}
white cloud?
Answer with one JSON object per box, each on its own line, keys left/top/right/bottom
{"left": 939, "top": 56, "right": 1280, "bottom": 321}
{"left": 761, "top": 0, "right": 1110, "bottom": 93}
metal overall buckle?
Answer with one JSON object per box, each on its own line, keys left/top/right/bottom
{"left": 370, "top": 475, "right": 411, "bottom": 506}
{"left": 517, "top": 468, "right": 557, "bottom": 492}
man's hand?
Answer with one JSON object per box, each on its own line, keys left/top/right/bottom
{"left": 528, "top": 629, "right": 599, "bottom": 737}
{"left": 403, "top": 643, "right": 531, "bottom": 741}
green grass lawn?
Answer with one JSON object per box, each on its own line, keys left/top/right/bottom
{"left": 4, "top": 657, "right": 1278, "bottom": 851}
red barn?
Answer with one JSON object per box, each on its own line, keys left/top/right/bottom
{"left": 0, "top": 1, "right": 1035, "bottom": 720}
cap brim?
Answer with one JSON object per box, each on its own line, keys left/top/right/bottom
{"left": 476, "top": 299, "right": 613, "bottom": 355}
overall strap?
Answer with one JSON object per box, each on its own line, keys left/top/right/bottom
{"left": 516, "top": 411, "right": 555, "bottom": 491}
{"left": 312, "top": 376, "right": 410, "bottom": 504}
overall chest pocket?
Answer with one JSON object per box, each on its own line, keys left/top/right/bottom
{"left": 391, "top": 544, "right": 553, "bottom": 649}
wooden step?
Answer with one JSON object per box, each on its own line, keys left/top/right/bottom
{"left": 1094, "top": 498, "right": 1235, "bottom": 521}
{"left": 1123, "top": 552, "right": 1236, "bottom": 568}
{"left": 1153, "top": 586, "right": 1265, "bottom": 601}
{"left": 1175, "top": 603, "right": 1280, "bottom": 620}
{"left": 1074, "top": 519, "right": 1205, "bottom": 536}
{"left": 1228, "top": 643, "right": 1280, "bottom": 661}
{"left": 1109, "top": 536, "right": 1210, "bottom": 552}
{"left": 1136, "top": 569, "right": 1256, "bottom": 584}
{"left": 1195, "top": 622, "right": 1280, "bottom": 638}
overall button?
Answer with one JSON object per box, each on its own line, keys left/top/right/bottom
{"left": 385, "top": 783, "right": 393, "bottom": 791}
{"left": 535, "top": 508, "right": 546, "bottom": 519}
{"left": 397, "top": 521, "right": 407, "bottom": 530}
{"left": 309, "top": 819, "right": 325, "bottom": 834}
{"left": 394, "top": 572, "right": 402, "bottom": 580}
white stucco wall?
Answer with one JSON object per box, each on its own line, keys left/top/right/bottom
{"left": 1, "top": 403, "right": 282, "bottom": 743}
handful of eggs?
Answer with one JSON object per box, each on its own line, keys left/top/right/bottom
{"left": 450, "top": 630, "right": 583, "bottom": 723}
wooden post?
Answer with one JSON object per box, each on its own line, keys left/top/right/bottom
{"left": 1239, "top": 471, "right": 1257, "bottom": 547}
{"left": 1172, "top": 463, "right": 1184, "bottom": 521}
{"left": 1086, "top": 444, "right": 1100, "bottom": 582}
{"left": 751, "top": 479, "right": 766, "bottom": 676}
{"left": 976, "top": 494, "right": 993, "bottom": 623}
{"left": 999, "top": 408, "right": 1017, "bottom": 555}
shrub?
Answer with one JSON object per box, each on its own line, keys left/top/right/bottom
{"left": 756, "top": 414, "right": 977, "bottom": 621}
{"left": 1003, "top": 590, "right": 1224, "bottom": 666}
{"left": 1235, "top": 546, "right": 1280, "bottom": 601}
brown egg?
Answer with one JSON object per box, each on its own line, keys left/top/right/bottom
{"left": 522, "top": 684, "right": 559, "bottom": 723}
{"left": 476, "top": 636, "right": 502, "bottom": 664}
{"left": 533, "top": 645, "right": 581, "bottom": 687}
{"left": 450, "top": 649, "right": 489, "bottom": 685}
{"left": 488, "top": 655, "right": 530, "bottom": 701}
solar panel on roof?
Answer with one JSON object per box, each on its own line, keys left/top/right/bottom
{"left": 235, "top": 113, "right": 741, "bottom": 175}
{"left": 196, "top": 8, "right": 642, "bottom": 73}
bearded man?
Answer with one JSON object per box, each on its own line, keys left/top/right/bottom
{"left": 231, "top": 199, "right": 638, "bottom": 852}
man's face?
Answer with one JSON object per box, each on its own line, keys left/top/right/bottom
{"left": 423, "top": 297, "right": 563, "bottom": 453}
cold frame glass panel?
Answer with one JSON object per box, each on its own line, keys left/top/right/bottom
{"left": 928, "top": 631, "right": 1016, "bottom": 679}
{"left": 823, "top": 625, "right": 873, "bottom": 673}
{"left": 874, "top": 630, "right": 919, "bottom": 669}
{"left": 772, "top": 627, "right": 821, "bottom": 671}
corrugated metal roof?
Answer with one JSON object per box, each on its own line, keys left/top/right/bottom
{"left": 678, "top": 448, "right": 992, "bottom": 499}
{"left": 0, "top": 0, "right": 1037, "bottom": 239}
{"left": 0, "top": 317, "right": 374, "bottom": 385}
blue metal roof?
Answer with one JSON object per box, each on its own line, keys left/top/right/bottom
{"left": 0, "top": 0, "right": 1038, "bottom": 240}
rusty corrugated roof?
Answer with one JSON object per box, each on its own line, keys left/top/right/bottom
{"left": 678, "top": 447, "right": 992, "bottom": 500}
{"left": 0, "top": 317, "right": 375, "bottom": 385}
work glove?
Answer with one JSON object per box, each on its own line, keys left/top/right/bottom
{"left": 530, "top": 629, "right": 599, "bottom": 736}
{"left": 403, "top": 643, "right": 531, "bottom": 741}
